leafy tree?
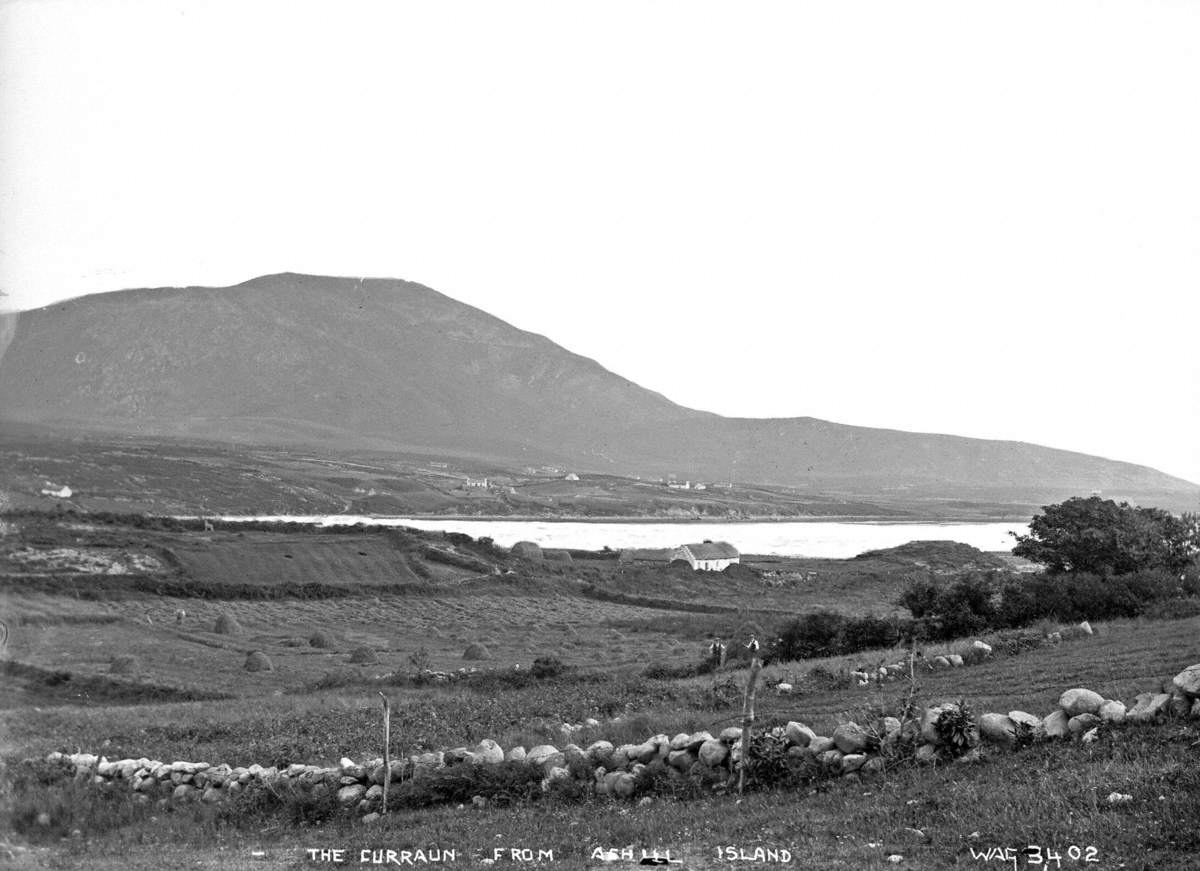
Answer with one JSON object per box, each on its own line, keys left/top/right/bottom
{"left": 1012, "top": 496, "right": 1200, "bottom": 575}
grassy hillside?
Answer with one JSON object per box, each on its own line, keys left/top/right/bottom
{"left": 3, "top": 512, "right": 1198, "bottom": 869}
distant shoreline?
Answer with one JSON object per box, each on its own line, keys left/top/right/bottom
{"left": 213, "top": 513, "right": 1034, "bottom": 525}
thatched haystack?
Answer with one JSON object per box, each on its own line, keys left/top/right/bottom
{"left": 213, "top": 613, "right": 243, "bottom": 636}
{"left": 463, "top": 642, "right": 491, "bottom": 661}
{"left": 310, "top": 630, "right": 336, "bottom": 649}
{"left": 349, "top": 646, "right": 379, "bottom": 664}
{"left": 511, "top": 541, "right": 543, "bottom": 562}
{"left": 243, "top": 650, "right": 274, "bottom": 672}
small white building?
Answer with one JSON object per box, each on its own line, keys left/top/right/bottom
{"left": 564, "top": 473, "right": 579, "bottom": 481}
{"left": 463, "top": 478, "right": 489, "bottom": 489}
{"left": 676, "top": 541, "right": 740, "bottom": 571}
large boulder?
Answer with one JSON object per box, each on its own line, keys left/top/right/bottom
{"left": 920, "top": 705, "right": 955, "bottom": 745}
{"left": 698, "top": 739, "right": 729, "bottom": 768}
{"left": 719, "top": 727, "right": 743, "bottom": 745}
{"left": 818, "top": 750, "right": 844, "bottom": 770}
{"left": 1067, "top": 713, "right": 1101, "bottom": 736}
{"left": 1098, "top": 700, "right": 1126, "bottom": 723}
{"left": 1173, "top": 664, "right": 1200, "bottom": 698}
{"left": 840, "top": 754, "right": 867, "bottom": 774}
{"left": 1042, "top": 710, "right": 1070, "bottom": 739}
{"left": 527, "top": 745, "right": 564, "bottom": 770}
{"left": 504, "top": 747, "right": 527, "bottom": 763}
{"left": 411, "top": 751, "right": 444, "bottom": 776}
{"left": 785, "top": 721, "right": 816, "bottom": 748}
{"left": 1008, "top": 710, "right": 1041, "bottom": 734}
{"left": 667, "top": 749, "right": 696, "bottom": 771}
{"left": 832, "top": 722, "right": 871, "bottom": 754}
{"left": 629, "top": 740, "right": 659, "bottom": 765}
{"left": 473, "top": 740, "right": 504, "bottom": 765}
{"left": 1059, "top": 688, "right": 1104, "bottom": 717}
{"left": 809, "top": 736, "right": 835, "bottom": 753}
{"left": 586, "top": 741, "right": 614, "bottom": 765}
{"left": 1127, "top": 692, "right": 1172, "bottom": 722}
{"left": 1168, "top": 691, "right": 1192, "bottom": 718}
{"left": 611, "top": 772, "right": 636, "bottom": 799}
{"left": 978, "top": 714, "right": 1017, "bottom": 748}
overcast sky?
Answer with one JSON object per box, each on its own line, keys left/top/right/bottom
{"left": 2, "top": 0, "right": 1198, "bottom": 485}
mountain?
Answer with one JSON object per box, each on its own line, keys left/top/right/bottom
{"left": 1, "top": 273, "right": 1196, "bottom": 507}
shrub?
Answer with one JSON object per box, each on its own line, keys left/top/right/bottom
{"left": 309, "top": 631, "right": 336, "bottom": 649}
{"left": 348, "top": 646, "right": 378, "bottom": 664}
{"left": 387, "top": 762, "right": 543, "bottom": 809}
{"left": 530, "top": 656, "right": 564, "bottom": 678}
{"left": 933, "top": 700, "right": 979, "bottom": 757}
{"left": 109, "top": 654, "right": 139, "bottom": 675}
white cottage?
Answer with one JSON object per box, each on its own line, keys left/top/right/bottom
{"left": 676, "top": 541, "right": 740, "bottom": 571}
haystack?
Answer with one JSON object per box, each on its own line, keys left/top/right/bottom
{"left": 348, "top": 646, "right": 379, "bottom": 664}
{"left": 543, "top": 549, "right": 574, "bottom": 564}
{"left": 463, "top": 642, "right": 491, "bottom": 661}
{"left": 110, "top": 654, "right": 140, "bottom": 675}
{"left": 243, "top": 650, "right": 273, "bottom": 672}
{"left": 213, "top": 613, "right": 243, "bottom": 636}
{"left": 510, "top": 541, "right": 543, "bottom": 562}
{"left": 310, "top": 630, "right": 336, "bottom": 649}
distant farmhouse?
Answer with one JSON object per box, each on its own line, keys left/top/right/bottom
{"left": 619, "top": 540, "right": 739, "bottom": 572}
{"left": 677, "top": 541, "right": 739, "bottom": 571}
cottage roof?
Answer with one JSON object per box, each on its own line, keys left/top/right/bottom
{"left": 681, "top": 541, "right": 739, "bottom": 560}
{"left": 618, "top": 547, "right": 678, "bottom": 563}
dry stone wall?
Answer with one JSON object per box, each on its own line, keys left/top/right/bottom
{"left": 42, "top": 659, "right": 1200, "bottom": 818}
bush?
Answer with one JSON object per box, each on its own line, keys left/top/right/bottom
{"left": 388, "top": 762, "right": 544, "bottom": 809}
{"left": 770, "top": 612, "right": 914, "bottom": 663}
{"left": 530, "top": 656, "right": 565, "bottom": 679}
{"left": 933, "top": 700, "right": 979, "bottom": 757}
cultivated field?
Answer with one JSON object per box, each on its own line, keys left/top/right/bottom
{"left": 2, "top": 513, "right": 1198, "bottom": 869}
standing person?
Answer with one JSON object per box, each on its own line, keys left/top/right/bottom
{"left": 707, "top": 637, "right": 726, "bottom": 667}
{"left": 746, "top": 634, "right": 760, "bottom": 657}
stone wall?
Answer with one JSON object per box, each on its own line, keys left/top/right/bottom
{"left": 41, "top": 660, "right": 1200, "bottom": 819}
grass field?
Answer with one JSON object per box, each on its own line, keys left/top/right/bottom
{"left": 2, "top": 512, "right": 1198, "bottom": 869}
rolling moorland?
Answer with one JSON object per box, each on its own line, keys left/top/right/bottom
{"left": 1, "top": 511, "right": 1198, "bottom": 869}
{"left": 1, "top": 273, "right": 1198, "bottom": 515}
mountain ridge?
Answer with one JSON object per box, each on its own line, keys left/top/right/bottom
{"left": 0, "top": 273, "right": 1195, "bottom": 505}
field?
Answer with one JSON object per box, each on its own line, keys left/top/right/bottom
{"left": 1, "top": 512, "right": 1198, "bottom": 869}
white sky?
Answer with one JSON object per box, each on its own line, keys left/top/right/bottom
{"left": 1, "top": 0, "right": 1198, "bottom": 485}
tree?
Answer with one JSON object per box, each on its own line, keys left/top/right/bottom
{"left": 1011, "top": 496, "right": 1200, "bottom": 575}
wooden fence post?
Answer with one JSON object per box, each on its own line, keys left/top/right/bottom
{"left": 378, "top": 692, "right": 391, "bottom": 814}
{"left": 737, "top": 658, "right": 762, "bottom": 795}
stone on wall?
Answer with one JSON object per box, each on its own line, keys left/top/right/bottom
{"left": 1059, "top": 688, "right": 1104, "bottom": 717}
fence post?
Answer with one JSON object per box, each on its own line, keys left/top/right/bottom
{"left": 378, "top": 692, "right": 391, "bottom": 814}
{"left": 737, "top": 658, "right": 762, "bottom": 795}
